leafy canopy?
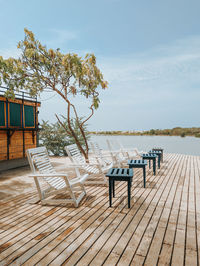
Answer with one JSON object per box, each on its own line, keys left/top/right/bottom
{"left": 0, "top": 28, "right": 108, "bottom": 160}
{"left": 0, "top": 28, "right": 108, "bottom": 108}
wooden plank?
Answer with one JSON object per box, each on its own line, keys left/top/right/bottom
{"left": 156, "top": 156, "right": 187, "bottom": 265}
{"left": 185, "top": 156, "right": 198, "bottom": 264}
{"left": 117, "top": 154, "right": 182, "bottom": 265}
{"left": 131, "top": 254, "right": 145, "bottom": 265}
{"left": 185, "top": 249, "right": 198, "bottom": 266}
{"left": 0, "top": 153, "right": 199, "bottom": 265}
{"left": 61, "top": 155, "right": 173, "bottom": 265}
{"left": 0, "top": 186, "right": 96, "bottom": 253}
{"left": 157, "top": 155, "right": 187, "bottom": 265}
{"left": 0, "top": 192, "right": 38, "bottom": 213}
{"left": 0, "top": 195, "right": 38, "bottom": 221}
{"left": 143, "top": 154, "right": 187, "bottom": 265}
{"left": 194, "top": 155, "right": 200, "bottom": 265}
{"left": 0, "top": 205, "right": 42, "bottom": 232}
{"left": 16, "top": 159, "right": 163, "bottom": 263}
{"left": 0, "top": 183, "right": 117, "bottom": 264}
{"left": 158, "top": 243, "right": 173, "bottom": 265}
{"left": 51, "top": 162, "right": 161, "bottom": 265}
{"left": 23, "top": 178, "right": 138, "bottom": 265}
{"left": 171, "top": 155, "right": 190, "bottom": 265}
{"left": 83, "top": 154, "right": 176, "bottom": 265}
{"left": 0, "top": 205, "right": 52, "bottom": 239}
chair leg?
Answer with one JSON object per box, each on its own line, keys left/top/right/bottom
{"left": 80, "top": 183, "right": 86, "bottom": 194}
{"left": 34, "top": 177, "right": 44, "bottom": 200}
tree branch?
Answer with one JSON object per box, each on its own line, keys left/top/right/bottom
{"left": 81, "top": 104, "right": 94, "bottom": 125}
{"left": 55, "top": 114, "right": 71, "bottom": 135}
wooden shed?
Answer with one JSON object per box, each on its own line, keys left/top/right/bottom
{"left": 0, "top": 87, "right": 40, "bottom": 170}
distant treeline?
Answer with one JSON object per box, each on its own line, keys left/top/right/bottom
{"left": 90, "top": 127, "right": 200, "bottom": 138}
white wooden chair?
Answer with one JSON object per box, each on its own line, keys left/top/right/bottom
{"left": 106, "top": 139, "right": 144, "bottom": 166}
{"left": 133, "top": 147, "right": 146, "bottom": 157}
{"left": 26, "top": 146, "right": 88, "bottom": 207}
{"left": 116, "top": 140, "right": 143, "bottom": 159}
{"left": 89, "top": 142, "right": 113, "bottom": 168}
{"left": 106, "top": 139, "right": 128, "bottom": 167}
{"left": 65, "top": 144, "right": 111, "bottom": 185}
{"left": 115, "top": 140, "right": 132, "bottom": 160}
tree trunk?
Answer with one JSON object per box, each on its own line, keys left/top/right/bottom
{"left": 66, "top": 121, "right": 89, "bottom": 163}
{"left": 77, "top": 122, "right": 89, "bottom": 160}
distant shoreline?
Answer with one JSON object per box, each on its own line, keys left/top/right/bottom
{"left": 89, "top": 127, "right": 200, "bottom": 138}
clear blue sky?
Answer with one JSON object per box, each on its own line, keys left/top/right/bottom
{"left": 1, "top": 0, "right": 200, "bottom": 131}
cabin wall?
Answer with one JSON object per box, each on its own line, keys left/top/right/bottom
{"left": 0, "top": 129, "right": 38, "bottom": 162}
{"left": 0, "top": 131, "right": 7, "bottom": 161}
{"left": 0, "top": 95, "right": 40, "bottom": 162}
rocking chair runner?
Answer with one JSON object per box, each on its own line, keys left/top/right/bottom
{"left": 26, "top": 146, "right": 88, "bottom": 207}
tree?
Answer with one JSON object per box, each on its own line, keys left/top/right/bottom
{"left": 0, "top": 28, "right": 108, "bottom": 161}
{"left": 39, "top": 118, "right": 90, "bottom": 156}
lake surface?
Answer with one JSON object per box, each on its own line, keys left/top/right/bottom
{"left": 90, "top": 135, "right": 200, "bottom": 156}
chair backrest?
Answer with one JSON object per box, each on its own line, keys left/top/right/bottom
{"left": 26, "top": 146, "right": 66, "bottom": 189}
{"left": 133, "top": 147, "right": 143, "bottom": 156}
{"left": 65, "top": 144, "right": 103, "bottom": 176}
{"left": 26, "top": 146, "right": 55, "bottom": 174}
{"left": 90, "top": 142, "right": 101, "bottom": 157}
{"left": 116, "top": 140, "right": 131, "bottom": 159}
{"left": 106, "top": 139, "right": 120, "bottom": 151}
{"left": 65, "top": 144, "right": 88, "bottom": 177}
{"left": 90, "top": 142, "right": 109, "bottom": 167}
{"left": 106, "top": 139, "right": 121, "bottom": 165}
{"left": 65, "top": 144, "right": 85, "bottom": 164}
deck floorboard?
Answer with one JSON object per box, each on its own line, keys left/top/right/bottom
{"left": 0, "top": 153, "right": 199, "bottom": 265}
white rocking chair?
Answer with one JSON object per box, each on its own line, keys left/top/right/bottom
{"left": 65, "top": 144, "right": 110, "bottom": 185}
{"left": 26, "top": 146, "right": 88, "bottom": 207}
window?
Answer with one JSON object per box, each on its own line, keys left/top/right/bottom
{"left": 0, "top": 101, "right": 5, "bottom": 126}
{"left": 24, "top": 105, "right": 35, "bottom": 127}
{"left": 10, "top": 102, "right": 21, "bottom": 127}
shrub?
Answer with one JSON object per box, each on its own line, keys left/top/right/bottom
{"left": 39, "top": 118, "right": 90, "bottom": 156}
{"left": 180, "top": 132, "right": 186, "bottom": 137}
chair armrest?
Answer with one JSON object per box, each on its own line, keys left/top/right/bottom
{"left": 108, "top": 150, "right": 124, "bottom": 155}
{"left": 93, "top": 154, "right": 111, "bottom": 159}
{"left": 66, "top": 162, "right": 100, "bottom": 168}
{"left": 30, "top": 173, "right": 68, "bottom": 178}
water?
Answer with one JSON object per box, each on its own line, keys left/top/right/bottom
{"left": 90, "top": 135, "right": 200, "bottom": 156}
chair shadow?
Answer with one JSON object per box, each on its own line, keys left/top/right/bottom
{"left": 159, "top": 166, "right": 168, "bottom": 170}
{"left": 52, "top": 162, "right": 64, "bottom": 167}
{"left": 157, "top": 170, "right": 165, "bottom": 175}
{"left": 131, "top": 178, "right": 157, "bottom": 189}
{"left": 132, "top": 180, "right": 145, "bottom": 188}
{"left": 145, "top": 181, "right": 157, "bottom": 188}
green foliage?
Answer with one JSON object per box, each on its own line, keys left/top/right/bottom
{"left": 39, "top": 118, "right": 90, "bottom": 156}
{"left": 39, "top": 120, "right": 68, "bottom": 156}
{"left": 149, "top": 129, "right": 156, "bottom": 135}
{"left": 195, "top": 133, "right": 200, "bottom": 138}
{"left": 180, "top": 132, "right": 186, "bottom": 137}
{"left": 60, "top": 117, "right": 91, "bottom": 146}
{"left": 0, "top": 28, "right": 108, "bottom": 102}
{"left": 91, "top": 127, "right": 200, "bottom": 138}
{"left": 0, "top": 28, "right": 108, "bottom": 160}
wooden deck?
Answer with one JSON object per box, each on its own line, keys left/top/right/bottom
{"left": 0, "top": 153, "right": 200, "bottom": 265}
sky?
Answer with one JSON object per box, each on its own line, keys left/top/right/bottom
{"left": 1, "top": 0, "right": 200, "bottom": 131}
